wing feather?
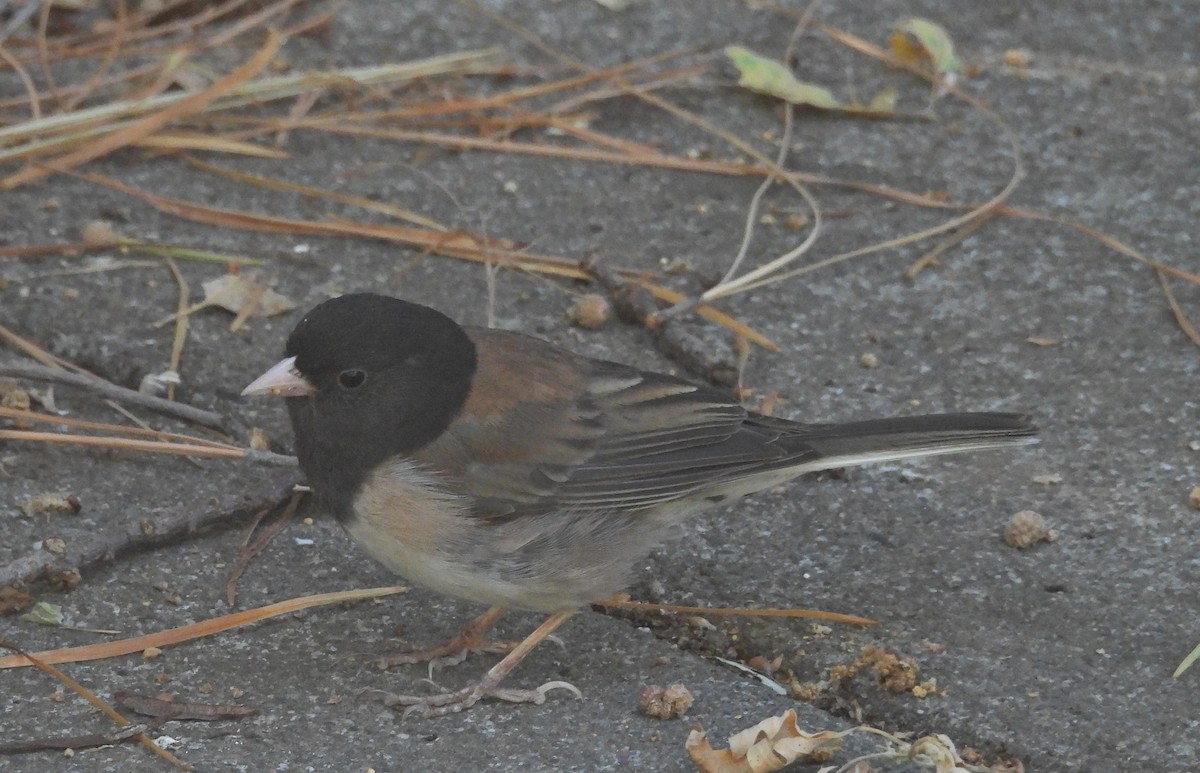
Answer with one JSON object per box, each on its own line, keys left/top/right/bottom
{"left": 412, "top": 329, "right": 806, "bottom": 517}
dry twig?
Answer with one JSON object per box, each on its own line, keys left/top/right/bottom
{"left": 0, "top": 361, "right": 226, "bottom": 429}
{"left": 0, "top": 467, "right": 298, "bottom": 589}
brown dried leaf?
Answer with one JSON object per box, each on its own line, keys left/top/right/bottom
{"left": 0, "top": 586, "right": 35, "bottom": 616}
{"left": 687, "top": 709, "right": 846, "bottom": 772}
{"left": 909, "top": 734, "right": 970, "bottom": 773}
{"left": 200, "top": 274, "right": 295, "bottom": 318}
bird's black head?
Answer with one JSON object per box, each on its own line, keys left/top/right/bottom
{"left": 283, "top": 293, "right": 476, "bottom": 516}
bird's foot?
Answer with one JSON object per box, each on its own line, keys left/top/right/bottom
{"left": 371, "top": 609, "right": 578, "bottom": 716}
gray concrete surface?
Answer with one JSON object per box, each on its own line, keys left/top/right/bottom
{"left": 2, "top": 1, "right": 1197, "bottom": 771}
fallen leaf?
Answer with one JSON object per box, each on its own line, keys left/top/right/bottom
{"left": 687, "top": 709, "right": 847, "bottom": 772}
{"left": 909, "top": 734, "right": 971, "bottom": 773}
{"left": 725, "top": 46, "right": 896, "bottom": 114}
{"left": 201, "top": 274, "right": 296, "bottom": 318}
{"left": 891, "top": 18, "right": 962, "bottom": 86}
{"left": 21, "top": 601, "right": 65, "bottom": 627}
{"left": 0, "top": 586, "right": 35, "bottom": 616}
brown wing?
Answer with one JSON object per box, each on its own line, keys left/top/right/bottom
{"left": 412, "top": 328, "right": 815, "bottom": 517}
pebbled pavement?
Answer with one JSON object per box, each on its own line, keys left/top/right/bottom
{"left": 1, "top": 2, "right": 1197, "bottom": 771}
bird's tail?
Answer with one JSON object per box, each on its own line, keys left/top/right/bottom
{"left": 783, "top": 412, "right": 1037, "bottom": 471}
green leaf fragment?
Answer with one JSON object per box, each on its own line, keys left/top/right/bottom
{"left": 725, "top": 46, "right": 841, "bottom": 109}
{"left": 724, "top": 46, "right": 896, "bottom": 114}
{"left": 896, "top": 18, "right": 961, "bottom": 78}
{"left": 20, "top": 601, "right": 64, "bottom": 627}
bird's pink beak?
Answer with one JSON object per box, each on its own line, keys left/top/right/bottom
{"left": 242, "top": 356, "right": 314, "bottom": 397}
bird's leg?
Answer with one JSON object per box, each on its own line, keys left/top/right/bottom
{"left": 378, "top": 611, "right": 581, "bottom": 717}
{"left": 377, "top": 605, "right": 511, "bottom": 670}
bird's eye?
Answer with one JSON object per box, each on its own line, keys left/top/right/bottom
{"left": 338, "top": 369, "right": 366, "bottom": 389}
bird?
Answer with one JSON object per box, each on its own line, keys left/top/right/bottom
{"left": 242, "top": 292, "right": 1037, "bottom": 716}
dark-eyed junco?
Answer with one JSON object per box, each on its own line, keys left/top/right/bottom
{"left": 242, "top": 293, "right": 1037, "bottom": 716}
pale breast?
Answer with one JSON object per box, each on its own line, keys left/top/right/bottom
{"left": 345, "top": 458, "right": 586, "bottom": 610}
{"left": 345, "top": 459, "right": 493, "bottom": 599}
{"left": 345, "top": 457, "right": 684, "bottom": 612}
